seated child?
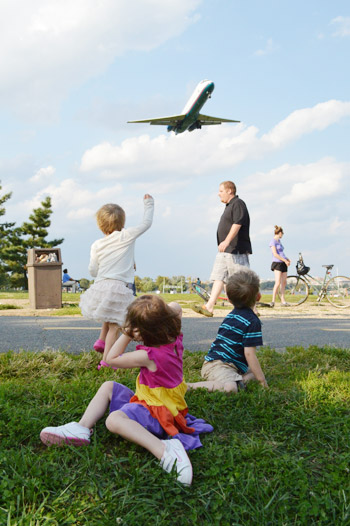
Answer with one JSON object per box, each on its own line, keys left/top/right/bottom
{"left": 40, "top": 295, "right": 213, "bottom": 486}
{"left": 187, "top": 269, "right": 268, "bottom": 393}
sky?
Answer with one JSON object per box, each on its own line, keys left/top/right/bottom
{"left": 1, "top": 0, "right": 350, "bottom": 282}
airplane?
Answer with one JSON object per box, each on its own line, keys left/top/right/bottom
{"left": 127, "top": 79, "right": 240, "bottom": 134}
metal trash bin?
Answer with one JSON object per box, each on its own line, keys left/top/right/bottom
{"left": 27, "top": 248, "right": 62, "bottom": 309}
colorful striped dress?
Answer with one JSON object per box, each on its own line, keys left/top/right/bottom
{"left": 109, "top": 334, "right": 213, "bottom": 450}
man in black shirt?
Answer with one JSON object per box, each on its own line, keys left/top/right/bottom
{"left": 194, "top": 181, "right": 252, "bottom": 317}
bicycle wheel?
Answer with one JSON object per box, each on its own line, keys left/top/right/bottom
{"left": 326, "top": 276, "right": 350, "bottom": 308}
{"left": 283, "top": 275, "right": 309, "bottom": 305}
{"left": 191, "top": 282, "right": 210, "bottom": 302}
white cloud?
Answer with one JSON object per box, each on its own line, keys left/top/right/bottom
{"left": 79, "top": 100, "right": 350, "bottom": 179}
{"left": 331, "top": 16, "right": 350, "bottom": 37}
{"left": 18, "top": 179, "right": 123, "bottom": 218}
{"left": 30, "top": 165, "right": 55, "bottom": 183}
{"left": 261, "top": 100, "right": 350, "bottom": 149}
{"left": 0, "top": 0, "right": 201, "bottom": 119}
{"left": 254, "top": 37, "right": 276, "bottom": 56}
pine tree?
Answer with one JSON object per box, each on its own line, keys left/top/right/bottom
{"left": 2, "top": 196, "right": 64, "bottom": 288}
{"left": 0, "top": 182, "right": 15, "bottom": 286}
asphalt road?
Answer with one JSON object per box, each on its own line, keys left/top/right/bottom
{"left": 0, "top": 315, "right": 349, "bottom": 354}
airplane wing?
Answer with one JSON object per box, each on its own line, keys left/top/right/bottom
{"left": 128, "top": 114, "right": 186, "bottom": 126}
{"left": 197, "top": 114, "right": 240, "bottom": 125}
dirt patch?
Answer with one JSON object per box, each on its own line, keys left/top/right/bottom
{"left": 0, "top": 298, "right": 349, "bottom": 320}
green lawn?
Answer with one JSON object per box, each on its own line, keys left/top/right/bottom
{"left": 1, "top": 346, "right": 349, "bottom": 525}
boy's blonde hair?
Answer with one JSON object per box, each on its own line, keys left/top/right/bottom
{"left": 226, "top": 269, "right": 260, "bottom": 308}
{"left": 96, "top": 203, "right": 125, "bottom": 234}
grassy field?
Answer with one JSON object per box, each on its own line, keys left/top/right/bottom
{"left": 0, "top": 290, "right": 279, "bottom": 316}
{"left": 1, "top": 345, "right": 349, "bottom": 525}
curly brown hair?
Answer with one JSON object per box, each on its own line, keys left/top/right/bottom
{"left": 123, "top": 295, "right": 181, "bottom": 347}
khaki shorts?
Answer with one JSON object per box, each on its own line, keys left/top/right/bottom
{"left": 209, "top": 252, "right": 250, "bottom": 283}
{"left": 201, "top": 360, "right": 243, "bottom": 383}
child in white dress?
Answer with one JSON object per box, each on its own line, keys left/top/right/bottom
{"left": 80, "top": 194, "right": 154, "bottom": 365}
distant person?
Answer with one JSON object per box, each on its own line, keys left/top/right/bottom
{"left": 62, "top": 268, "right": 79, "bottom": 293}
{"left": 196, "top": 277, "right": 201, "bottom": 286}
{"left": 79, "top": 195, "right": 154, "bottom": 363}
{"left": 40, "top": 295, "right": 213, "bottom": 486}
{"left": 269, "top": 225, "right": 291, "bottom": 307}
{"left": 193, "top": 181, "right": 252, "bottom": 317}
{"left": 187, "top": 269, "right": 267, "bottom": 393}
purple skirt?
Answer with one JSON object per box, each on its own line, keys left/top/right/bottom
{"left": 109, "top": 382, "right": 213, "bottom": 451}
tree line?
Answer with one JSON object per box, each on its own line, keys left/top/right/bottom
{"left": 0, "top": 182, "right": 63, "bottom": 289}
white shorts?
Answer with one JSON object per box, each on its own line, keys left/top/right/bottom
{"left": 209, "top": 252, "right": 250, "bottom": 283}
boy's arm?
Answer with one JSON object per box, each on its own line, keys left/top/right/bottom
{"left": 244, "top": 347, "right": 268, "bottom": 388}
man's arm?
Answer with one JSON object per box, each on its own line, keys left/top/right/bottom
{"left": 244, "top": 347, "right": 268, "bottom": 387}
{"left": 218, "top": 223, "right": 241, "bottom": 252}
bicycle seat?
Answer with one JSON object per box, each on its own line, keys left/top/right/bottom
{"left": 322, "top": 265, "right": 334, "bottom": 270}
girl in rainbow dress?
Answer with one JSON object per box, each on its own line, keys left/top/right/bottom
{"left": 40, "top": 295, "right": 213, "bottom": 485}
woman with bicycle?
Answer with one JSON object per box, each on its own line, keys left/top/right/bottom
{"left": 269, "top": 226, "right": 291, "bottom": 307}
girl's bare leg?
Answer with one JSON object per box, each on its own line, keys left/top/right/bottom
{"left": 272, "top": 270, "right": 282, "bottom": 303}
{"left": 98, "top": 322, "right": 108, "bottom": 342}
{"left": 105, "top": 410, "right": 165, "bottom": 459}
{"left": 79, "top": 381, "right": 114, "bottom": 429}
{"left": 102, "top": 323, "right": 121, "bottom": 361}
{"left": 279, "top": 272, "right": 288, "bottom": 303}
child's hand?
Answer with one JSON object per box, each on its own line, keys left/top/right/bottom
{"left": 144, "top": 194, "right": 153, "bottom": 200}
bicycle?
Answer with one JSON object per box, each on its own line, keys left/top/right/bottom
{"left": 190, "top": 282, "right": 271, "bottom": 308}
{"left": 283, "top": 253, "right": 350, "bottom": 308}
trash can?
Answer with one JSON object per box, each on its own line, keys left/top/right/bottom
{"left": 27, "top": 248, "right": 62, "bottom": 309}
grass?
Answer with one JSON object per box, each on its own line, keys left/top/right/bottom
{"left": 1, "top": 346, "right": 349, "bottom": 525}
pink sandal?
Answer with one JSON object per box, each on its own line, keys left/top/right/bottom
{"left": 97, "top": 360, "right": 117, "bottom": 371}
{"left": 93, "top": 339, "right": 105, "bottom": 353}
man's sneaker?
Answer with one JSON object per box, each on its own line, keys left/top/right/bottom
{"left": 40, "top": 422, "right": 92, "bottom": 446}
{"left": 160, "top": 439, "right": 193, "bottom": 486}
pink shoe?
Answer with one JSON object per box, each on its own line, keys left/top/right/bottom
{"left": 93, "top": 339, "right": 105, "bottom": 353}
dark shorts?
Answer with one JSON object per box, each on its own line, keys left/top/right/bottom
{"left": 271, "top": 261, "right": 288, "bottom": 273}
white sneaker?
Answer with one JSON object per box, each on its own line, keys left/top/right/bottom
{"left": 40, "top": 422, "right": 91, "bottom": 446}
{"left": 160, "top": 439, "right": 193, "bottom": 486}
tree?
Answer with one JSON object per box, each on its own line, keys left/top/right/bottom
{"left": 0, "top": 182, "right": 15, "bottom": 282}
{"left": 2, "top": 196, "right": 64, "bottom": 288}
{"left": 155, "top": 275, "right": 170, "bottom": 292}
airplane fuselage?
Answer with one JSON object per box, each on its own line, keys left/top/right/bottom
{"left": 167, "top": 80, "right": 215, "bottom": 134}
{"left": 128, "top": 79, "right": 239, "bottom": 133}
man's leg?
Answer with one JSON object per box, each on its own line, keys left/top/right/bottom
{"left": 204, "top": 280, "right": 225, "bottom": 313}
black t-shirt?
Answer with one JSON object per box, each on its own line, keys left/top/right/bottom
{"left": 216, "top": 195, "right": 252, "bottom": 254}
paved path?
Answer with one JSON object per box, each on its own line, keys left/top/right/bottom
{"left": 0, "top": 316, "right": 349, "bottom": 354}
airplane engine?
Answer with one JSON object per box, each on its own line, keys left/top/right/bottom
{"left": 188, "top": 121, "right": 202, "bottom": 132}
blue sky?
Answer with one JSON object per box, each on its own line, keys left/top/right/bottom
{"left": 1, "top": 0, "right": 349, "bottom": 281}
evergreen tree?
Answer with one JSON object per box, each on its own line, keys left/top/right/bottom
{"left": 2, "top": 196, "right": 64, "bottom": 288}
{"left": 0, "top": 182, "right": 15, "bottom": 283}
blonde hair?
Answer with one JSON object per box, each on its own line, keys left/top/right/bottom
{"left": 220, "top": 181, "right": 236, "bottom": 195}
{"left": 274, "top": 225, "right": 284, "bottom": 235}
{"left": 226, "top": 269, "right": 260, "bottom": 308}
{"left": 96, "top": 204, "right": 125, "bottom": 235}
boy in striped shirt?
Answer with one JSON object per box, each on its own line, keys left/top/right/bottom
{"left": 188, "top": 269, "right": 268, "bottom": 393}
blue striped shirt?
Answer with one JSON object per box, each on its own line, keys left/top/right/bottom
{"left": 204, "top": 308, "right": 263, "bottom": 373}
